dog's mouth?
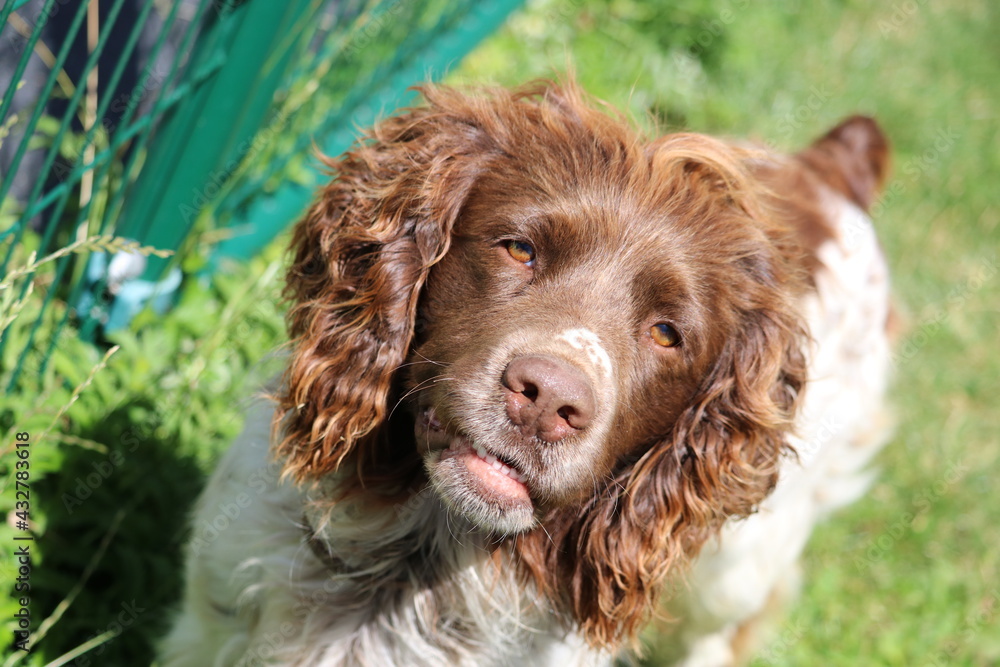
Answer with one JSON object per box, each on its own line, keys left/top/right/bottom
{"left": 418, "top": 407, "right": 536, "bottom": 534}
{"left": 440, "top": 437, "right": 529, "bottom": 497}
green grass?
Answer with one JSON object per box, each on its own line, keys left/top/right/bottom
{"left": 0, "top": 238, "right": 289, "bottom": 665}
{"left": 2, "top": 1, "right": 997, "bottom": 664}
{"left": 458, "top": 0, "right": 1000, "bottom": 664}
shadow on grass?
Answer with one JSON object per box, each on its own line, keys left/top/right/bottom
{"left": 31, "top": 400, "right": 206, "bottom": 665}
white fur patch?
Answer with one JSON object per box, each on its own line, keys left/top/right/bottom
{"left": 556, "top": 328, "right": 613, "bottom": 377}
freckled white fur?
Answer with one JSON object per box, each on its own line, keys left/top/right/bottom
{"left": 159, "top": 399, "right": 611, "bottom": 667}
{"left": 556, "top": 328, "right": 613, "bottom": 378}
{"left": 662, "top": 192, "right": 892, "bottom": 665}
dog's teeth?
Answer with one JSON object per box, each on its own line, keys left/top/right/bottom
{"left": 469, "top": 444, "right": 524, "bottom": 483}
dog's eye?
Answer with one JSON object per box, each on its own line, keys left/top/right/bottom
{"left": 505, "top": 240, "right": 536, "bottom": 266}
{"left": 650, "top": 323, "right": 681, "bottom": 348}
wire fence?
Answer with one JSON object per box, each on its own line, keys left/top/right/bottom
{"left": 0, "top": 0, "right": 523, "bottom": 389}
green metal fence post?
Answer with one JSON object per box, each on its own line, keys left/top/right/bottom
{"left": 210, "top": 0, "right": 525, "bottom": 263}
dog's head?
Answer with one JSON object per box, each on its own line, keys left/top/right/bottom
{"left": 276, "top": 82, "right": 884, "bottom": 647}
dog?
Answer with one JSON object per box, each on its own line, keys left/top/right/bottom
{"left": 160, "top": 81, "right": 892, "bottom": 666}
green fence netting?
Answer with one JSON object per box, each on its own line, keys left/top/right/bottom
{"left": 0, "top": 0, "right": 523, "bottom": 390}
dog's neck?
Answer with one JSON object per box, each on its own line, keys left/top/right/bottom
{"left": 303, "top": 476, "right": 484, "bottom": 575}
{"left": 298, "top": 475, "right": 567, "bottom": 665}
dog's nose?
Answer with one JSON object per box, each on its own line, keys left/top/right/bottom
{"left": 502, "top": 355, "right": 595, "bottom": 442}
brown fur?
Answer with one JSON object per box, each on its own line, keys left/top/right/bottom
{"left": 274, "top": 81, "right": 888, "bottom": 653}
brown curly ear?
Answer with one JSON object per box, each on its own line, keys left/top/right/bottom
{"left": 276, "top": 88, "right": 490, "bottom": 482}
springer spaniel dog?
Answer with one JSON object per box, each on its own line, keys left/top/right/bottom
{"left": 160, "top": 81, "right": 892, "bottom": 666}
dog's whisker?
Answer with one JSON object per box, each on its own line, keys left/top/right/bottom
{"left": 392, "top": 354, "right": 447, "bottom": 372}
{"left": 388, "top": 374, "right": 453, "bottom": 420}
